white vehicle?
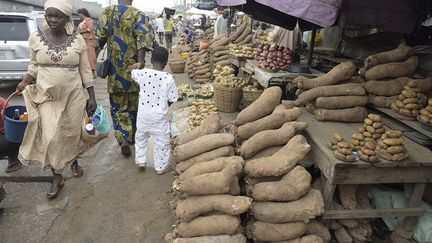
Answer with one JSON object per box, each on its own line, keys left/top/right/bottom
{"left": 0, "top": 11, "right": 44, "bottom": 84}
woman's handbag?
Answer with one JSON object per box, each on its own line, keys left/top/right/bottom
{"left": 96, "top": 7, "right": 115, "bottom": 78}
{"left": 96, "top": 46, "right": 110, "bottom": 78}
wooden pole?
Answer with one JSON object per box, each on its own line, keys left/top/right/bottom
{"left": 308, "top": 24, "right": 317, "bottom": 67}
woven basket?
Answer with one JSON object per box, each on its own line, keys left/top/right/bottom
{"left": 169, "top": 61, "right": 186, "bottom": 73}
{"left": 242, "top": 89, "right": 263, "bottom": 103}
{"left": 214, "top": 84, "right": 242, "bottom": 113}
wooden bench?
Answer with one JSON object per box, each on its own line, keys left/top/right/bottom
{"left": 298, "top": 110, "right": 432, "bottom": 240}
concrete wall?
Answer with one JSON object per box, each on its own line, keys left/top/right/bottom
{"left": 0, "top": 0, "right": 103, "bottom": 18}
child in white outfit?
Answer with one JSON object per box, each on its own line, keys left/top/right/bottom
{"left": 130, "top": 47, "right": 178, "bottom": 174}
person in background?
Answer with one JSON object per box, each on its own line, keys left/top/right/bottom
{"left": 184, "top": 28, "right": 196, "bottom": 44}
{"left": 176, "top": 16, "right": 184, "bottom": 36}
{"left": 77, "top": 8, "right": 97, "bottom": 77}
{"left": 16, "top": 0, "right": 100, "bottom": 198}
{"left": 200, "top": 15, "right": 207, "bottom": 32}
{"left": 164, "top": 14, "right": 175, "bottom": 54}
{"left": 214, "top": 10, "right": 229, "bottom": 38}
{"left": 156, "top": 14, "right": 165, "bottom": 44}
{"left": 97, "top": 0, "right": 152, "bottom": 156}
{"left": 252, "top": 22, "right": 268, "bottom": 44}
{"left": 129, "top": 46, "right": 178, "bottom": 174}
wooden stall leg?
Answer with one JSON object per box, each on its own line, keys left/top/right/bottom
{"left": 392, "top": 183, "right": 427, "bottom": 240}
{"left": 321, "top": 172, "right": 336, "bottom": 210}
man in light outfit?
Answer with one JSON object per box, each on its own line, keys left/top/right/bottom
{"left": 214, "top": 10, "right": 229, "bottom": 38}
{"left": 130, "top": 47, "right": 178, "bottom": 174}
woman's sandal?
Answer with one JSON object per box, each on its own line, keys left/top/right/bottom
{"left": 46, "top": 177, "right": 65, "bottom": 199}
{"left": 5, "top": 161, "right": 22, "bottom": 173}
{"left": 71, "top": 163, "right": 84, "bottom": 178}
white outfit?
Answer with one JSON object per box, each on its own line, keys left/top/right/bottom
{"left": 156, "top": 17, "right": 165, "bottom": 33}
{"left": 131, "top": 68, "right": 178, "bottom": 171}
{"left": 214, "top": 15, "right": 228, "bottom": 38}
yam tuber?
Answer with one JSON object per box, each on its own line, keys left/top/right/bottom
{"left": 240, "top": 122, "right": 296, "bottom": 159}
{"left": 179, "top": 156, "right": 244, "bottom": 180}
{"left": 174, "top": 164, "right": 239, "bottom": 196}
{"left": 251, "top": 189, "right": 325, "bottom": 223}
{"left": 295, "top": 83, "right": 366, "bottom": 106}
{"left": 364, "top": 56, "right": 418, "bottom": 80}
{"left": 315, "top": 107, "right": 368, "bottom": 123}
{"left": 315, "top": 96, "right": 368, "bottom": 110}
{"left": 348, "top": 222, "right": 374, "bottom": 242}
{"left": 305, "top": 220, "right": 332, "bottom": 243}
{"left": 338, "top": 184, "right": 358, "bottom": 210}
{"left": 176, "top": 146, "right": 235, "bottom": 173}
{"left": 174, "top": 133, "right": 234, "bottom": 161}
{"left": 247, "top": 145, "right": 283, "bottom": 160}
{"left": 237, "top": 106, "right": 302, "bottom": 141}
{"left": 173, "top": 234, "right": 246, "bottom": 243}
{"left": 369, "top": 95, "right": 397, "bottom": 108}
{"left": 364, "top": 42, "right": 414, "bottom": 70}
{"left": 245, "top": 135, "right": 311, "bottom": 178}
{"left": 246, "top": 221, "right": 307, "bottom": 242}
{"left": 175, "top": 215, "right": 240, "bottom": 238}
{"left": 176, "top": 195, "right": 252, "bottom": 222}
{"left": 252, "top": 166, "right": 311, "bottom": 202}
{"left": 173, "top": 113, "right": 222, "bottom": 146}
{"left": 296, "top": 62, "right": 356, "bottom": 90}
{"left": 236, "top": 86, "right": 282, "bottom": 126}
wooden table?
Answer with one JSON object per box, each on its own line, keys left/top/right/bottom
{"left": 299, "top": 110, "right": 432, "bottom": 239}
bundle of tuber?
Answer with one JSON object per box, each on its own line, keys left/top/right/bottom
{"left": 213, "top": 65, "right": 247, "bottom": 88}
{"left": 365, "top": 56, "right": 418, "bottom": 81}
{"left": 418, "top": 98, "right": 432, "bottom": 124}
{"left": 376, "top": 130, "right": 408, "bottom": 161}
{"left": 334, "top": 141, "right": 356, "bottom": 162}
{"left": 187, "top": 99, "right": 218, "bottom": 130}
{"left": 391, "top": 80, "right": 427, "bottom": 117}
{"left": 357, "top": 114, "right": 385, "bottom": 142}
{"left": 230, "top": 44, "right": 256, "bottom": 59}
{"left": 192, "top": 57, "right": 212, "bottom": 83}
{"left": 358, "top": 140, "right": 379, "bottom": 163}
{"left": 328, "top": 133, "right": 346, "bottom": 150}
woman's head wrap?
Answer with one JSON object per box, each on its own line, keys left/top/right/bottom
{"left": 44, "top": 0, "right": 74, "bottom": 35}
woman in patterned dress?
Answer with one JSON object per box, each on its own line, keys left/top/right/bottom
{"left": 15, "top": 0, "right": 98, "bottom": 198}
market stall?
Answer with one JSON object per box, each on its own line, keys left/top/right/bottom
{"left": 168, "top": 0, "right": 432, "bottom": 241}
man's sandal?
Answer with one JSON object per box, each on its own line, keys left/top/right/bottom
{"left": 5, "top": 161, "right": 22, "bottom": 173}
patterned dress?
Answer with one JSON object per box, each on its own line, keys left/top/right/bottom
{"left": 96, "top": 5, "right": 152, "bottom": 144}
{"left": 19, "top": 31, "right": 100, "bottom": 171}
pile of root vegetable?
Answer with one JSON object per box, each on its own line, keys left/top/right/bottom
{"left": 166, "top": 86, "right": 331, "bottom": 243}
{"left": 230, "top": 44, "right": 256, "bottom": 59}
{"left": 295, "top": 62, "right": 368, "bottom": 122}
{"left": 362, "top": 42, "right": 432, "bottom": 109}
{"left": 294, "top": 42, "right": 432, "bottom": 123}
{"left": 256, "top": 44, "right": 293, "bottom": 72}
{"left": 178, "top": 84, "right": 214, "bottom": 98}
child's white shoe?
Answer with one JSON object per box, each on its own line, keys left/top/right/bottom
{"left": 156, "top": 166, "right": 170, "bottom": 175}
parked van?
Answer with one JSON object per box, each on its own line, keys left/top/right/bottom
{"left": 0, "top": 11, "right": 44, "bottom": 84}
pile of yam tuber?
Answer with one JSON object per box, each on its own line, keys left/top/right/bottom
{"left": 294, "top": 62, "right": 368, "bottom": 123}
{"left": 167, "top": 112, "right": 252, "bottom": 242}
{"left": 418, "top": 98, "right": 432, "bottom": 124}
{"left": 185, "top": 50, "right": 212, "bottom": 84}
{"left": 391, "top": 80, "right": 427, "bottom": 117}
{"left": 376, "top": 130, "right": 408, "bottom": 161}
{"left": 229, "top": 86, "right": 329, "bottom": 242}
{"left": 210, "top": 37, "right": 231, "bottom": 67}
{"left": 313, "top": 179, "right": 375, "bottom": 243}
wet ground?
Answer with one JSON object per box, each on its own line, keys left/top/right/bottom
{"left": 0, "top": 55, "right": 203, "bottom": 242}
